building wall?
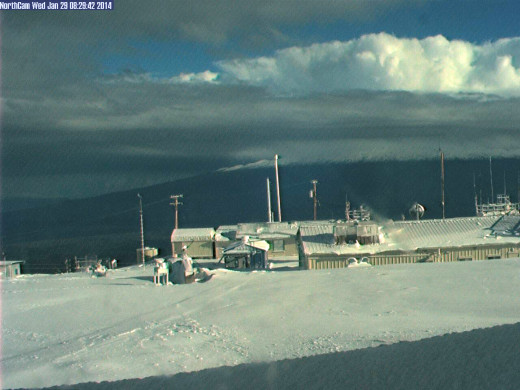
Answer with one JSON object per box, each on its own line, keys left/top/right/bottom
{"left": 266, "top": 238, "right": 299, "bottom": 258}
{"left": 302, "top": 244, "right": 520, "bottom": 270}
{"left": 421, "top": 245, "right": 520, "bottom": 262}
{"left": 173, "top": 241, "right": 214, "bottom": 258}
{"left": 0, "top": 263, "right": 23, "bottom": 278}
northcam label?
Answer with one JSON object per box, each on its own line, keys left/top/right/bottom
{"left": 0, "top": 1, "right": 113, "bottom": 9}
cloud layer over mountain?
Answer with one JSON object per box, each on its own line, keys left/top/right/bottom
{"left": 2, "top": 4, "right": 520, "bottom": 199}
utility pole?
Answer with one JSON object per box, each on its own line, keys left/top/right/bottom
{"left": 170, "top": 194, "right": 183, "bottom": 229}
{"left": 489, "top": 156, "right": 494, "bottom": 203}
{"left": 310, "top": 180, "right": 318, "bottom": 221}
{"left": 440, "top": 149, "right": 445, "bottom": 220}
{"left": 473, "top": 172, "right": 478, "bottom": 216}
{"left": 275, "top": 154, "right": 282, "bottom": 222}
{"left": 266, "top": 178, "right": 272, "bottom": 223}
{"left": 137, "top": 193, "right": 145, "bottom": 267}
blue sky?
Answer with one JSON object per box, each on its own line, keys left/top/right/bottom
{"left": 101, "top": 1, "right": 520, "bottom": 76}
{"left": 2, "top": 0, "right": 520, "bottom": 198}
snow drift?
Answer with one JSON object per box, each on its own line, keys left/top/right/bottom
{"left": 2, "top": 258, "right": 520, "bottom": 389}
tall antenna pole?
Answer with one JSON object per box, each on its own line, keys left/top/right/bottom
{"left": 479, "top": 171, "right": 483, "bottom": 208}
{"left": 518, "top": 171, "right": 520, "bottom": 203}
{"left": 440, "top": 149, "right": 445, "bottom": 220}
{"left": 345, "top": 194, "right": 350, "bottom": 221}
{"left": 170, "top": 195, "right": 183, "bottom": 229}
{"left": 137, "top": 193, "right": 145, "bottom": 267}
{"left": 311, "top": 180, "right": 318, "bottom": 221}
{"left": 489, "top": 156, "right": 494, "bottom": 203}
{"left": 266, "top": 178, "right": 272, "bottom": 223}
{"left": 473, "top": 172, "right": 479, "bottom": 216}
{"left": 274, "top": 154, "right": 282, "bottom": 222}
{"left": 503, "top": 171, "right": 507, "bottom": 196}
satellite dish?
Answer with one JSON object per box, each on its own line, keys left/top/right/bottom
{"left": 409, "top": 203, "right": 425, "bottom": 220}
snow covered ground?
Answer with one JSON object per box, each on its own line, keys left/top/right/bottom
{"left": 2, "top": 259, "right": 520, "bottom": 389}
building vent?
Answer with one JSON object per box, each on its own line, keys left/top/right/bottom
{"left": 334, "top": 222, "right": 380, "bottom": 245}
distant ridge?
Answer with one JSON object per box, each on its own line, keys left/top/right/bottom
{"left": 2, "top": 158, "right": 520, "bottom": 271}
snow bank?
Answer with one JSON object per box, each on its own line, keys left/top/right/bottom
{"left": 43, "top": 322, "right": 520, "bottom": 389}
{"left": 2, "top": 259, "right": 520, "bottom": 389}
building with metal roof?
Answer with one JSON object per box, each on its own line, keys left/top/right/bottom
{"left": 171, "top": 228, "right": 216, "bottom": 258}
{"left": 299, "top": 216, "right": 520, "bottom": 270}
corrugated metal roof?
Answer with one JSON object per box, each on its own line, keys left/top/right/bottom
{"left": 489, "top": 215, "right": 520, "bottom": 235}
{"left": 387, "top": 216, "right": 514, "bottom": 250}
{"left": 171, "top": 228, "right": 215, "bottom": 242}
{"left": 224, "top": 240, "right": 269, "bottom": 254}
{"left": 0, "top": 260, "right": 25, "bottom": 266}
{"left": 237, "top": 222, "right": 298, "bottom": 239}
{"left": 215, "top": 225, "right": 239, "bottom": 242}
{"left": 299, "top": 216, "right": 520, "bottom": 256}
{"left": 300, "top": 223, "right": 377, "bottom": 255}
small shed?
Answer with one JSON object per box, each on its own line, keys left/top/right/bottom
{"left": 0, "top": 260, "right": 25, "bottom": 279}
{"left": 136, "top": 247, "right": 159, "bottom": 263}
{"left": 222, "top": 240, "right": 269, "bottom": 269}
{"left": 171, "top": 228, "right": 216, "bottom": 258}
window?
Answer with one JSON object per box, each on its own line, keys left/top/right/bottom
{"left": 487, "top": 255, "right": 501, "bottom": 260}
{"left": 272, "top": 240, "right": 285, "bottom": 252}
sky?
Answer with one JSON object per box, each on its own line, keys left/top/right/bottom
{"left": 2, "top": 0, "right": 520, "bottom": 199}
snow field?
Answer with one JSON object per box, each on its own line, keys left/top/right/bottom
{"left": 2, "top": 258, "right": 520, "bottom": 388}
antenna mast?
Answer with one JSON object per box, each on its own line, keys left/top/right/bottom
{"left": 310, "top": 180, "right": 318, "bottom": 221}
{"left": 345, "top": 194, "right": 350, "bottom": 221}
{"left": 473, "top": 172, "right": 478, "bottom": 216}
{"left": 518, "top": 171, "right": 520, "bottom": 203}
{"left": 275, "top": 154, "right": 282, "bottom": 222}
{"left": 440, "top": 149, "right": 445, "bottom": 219}
{"left": 489, "top": 156, "right": 494, "bottom": 202}
{"left": 137, "top": 193, "right": 145, "bottom": 267}
{"left": 266, "top": 178, "right": 272, "bottom": 223}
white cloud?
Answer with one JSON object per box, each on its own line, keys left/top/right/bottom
{"left": 217, "top": 159, "right": 272, "bottom": 172}
{"left": 216, "top": 33, "right": 520, "bottom": 96}
{"left": 169, "top": 70, "right": 220, "bottom": 84}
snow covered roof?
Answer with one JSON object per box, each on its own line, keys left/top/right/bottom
{"left": 387, "top": 216, "right": 520, "bottom": 250}
{"left": 300, "top": 216, "right": 520, "bottom": 256}
{"left": 171, "top": 228, "right": 215, "bottom": 242}
{"left": 0, "top": 260, "right": 25, "bottom": 266}
{"left": 489, "top": 215, "right": 520, "bottom": 236}
{"left": 223, "top": 240, "right": 270, "bottom": 254}
{"left": 300, "top": 223, "right": 377, "bottom": 256}
{"left": 236, "top": 222, "right": 298, "bottom": 239}
{"left": 215, "top": 225, "right": 239, "bottom": 242}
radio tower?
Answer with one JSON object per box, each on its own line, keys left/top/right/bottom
{"left": 137, "top": 193, "right": 145, "bottom": 267}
